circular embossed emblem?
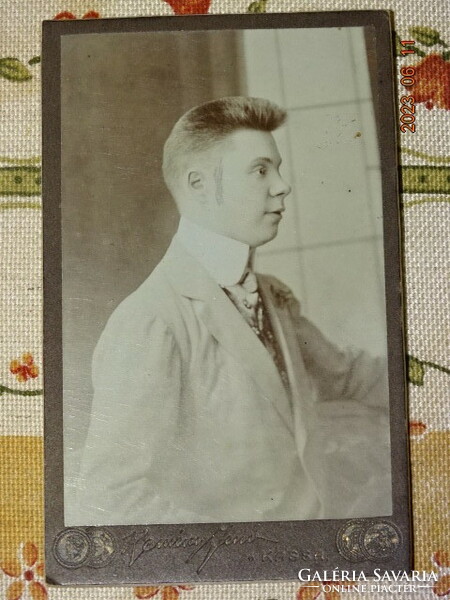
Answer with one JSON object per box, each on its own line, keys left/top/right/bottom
{"left": 361, "top": 521, "right": 401, "bottom": 560}
{"left": 53, "top": 529, "right": 91, "bottom": 568}
{"left": 86, "top": 529, "right": 116, "bottom": 568}
{"left": 336, "top": 520, "right": 367, "bottom": 562}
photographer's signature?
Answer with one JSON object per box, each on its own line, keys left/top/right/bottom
{"left": 122, "top": 525, "right": 278, "bottom": 573}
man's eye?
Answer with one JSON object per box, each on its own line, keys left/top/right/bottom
{"left": 256, "top": 166, "right": 267, "bottom": 175}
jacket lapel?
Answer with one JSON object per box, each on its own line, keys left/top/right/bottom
{"left": 160, "top": 240, "right": 294, "bottom": 433}
{"left": 258, "top": 276, "right": 315, "bottom": 452}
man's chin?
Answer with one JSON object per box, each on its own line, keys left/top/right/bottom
{"left": 250, "top": 225, "right": 280, "bottom": 248}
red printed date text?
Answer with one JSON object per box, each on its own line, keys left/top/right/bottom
{"left": 399, "top": 41, "right": 417, "bottom": 133}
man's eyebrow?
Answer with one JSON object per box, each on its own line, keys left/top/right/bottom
{"left": 249, "top": 156, "right": 282, "bottom": 166}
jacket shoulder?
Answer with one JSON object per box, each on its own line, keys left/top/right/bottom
{"left": 101, "top": 263, "right": 182, "bottom": 336}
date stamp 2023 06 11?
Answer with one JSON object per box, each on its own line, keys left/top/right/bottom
{"left": 399, "top": 39, "right": 418, "bottom": 133}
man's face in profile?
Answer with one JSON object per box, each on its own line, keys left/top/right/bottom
{"left": 208, "top": 128, "right": 291, "bottom": 248}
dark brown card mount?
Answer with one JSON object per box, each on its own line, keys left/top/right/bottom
{"left": 42, "top": 10, "right": 411, "bottom": 586}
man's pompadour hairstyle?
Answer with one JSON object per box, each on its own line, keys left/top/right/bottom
{"left": 162, "top": 96, "right": 287, "bottom": 196}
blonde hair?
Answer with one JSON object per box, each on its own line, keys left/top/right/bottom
{"left": 162, "top": 96, "right": 286, "bottom": 197}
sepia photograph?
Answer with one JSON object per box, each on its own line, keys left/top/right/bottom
{"left": 43, "top": 11, "right": 410, "bottom": 584}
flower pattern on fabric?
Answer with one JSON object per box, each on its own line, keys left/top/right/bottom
{"left": 407, "top": 355, "right": 450, "bottom": 386}
{"left": 247, "top": 0, "right": 268, "bottom": 11}
{"left": 135, "top": 586, "right": 194, "bottom": 600}
{"left": 9, "top": 353, "right": 38, "bottom": 383}
{"left": 163, "top": 0, "right": 211, "bottom": 14}
{"left": 0, "top": 542, "right": 46, "bottom": 600}
{"left": 0, "top": 58, "right": 32, "bottom": 82}
{"left": 398, "top": 27, "right": 450, "bottom": 110}
{"left": 410, "top": 420, "right": 428, "bottom": 437}
{"left": 410, "top": 55, "right": 450, "bottom": 110}
{"left": 433, "top": 551, "right": 450, "bottom": 597}
{"left": 53, "top": 11, "right": 100, "bottom": 20}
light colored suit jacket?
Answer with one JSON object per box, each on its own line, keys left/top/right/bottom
{"left": 70, "top": 238, "right": 391, "bottom": 526}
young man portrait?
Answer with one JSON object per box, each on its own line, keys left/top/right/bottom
{"left": 73, "top": 96, "right": 391, "bottom": 526}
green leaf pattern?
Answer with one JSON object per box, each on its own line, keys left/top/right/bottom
{"left": 0, "top": 57, "right": 32, "bottom": 82}
{"left": 408, "top": 356, "right": 425, "bottom": 386}
{"left": 409, "top": 26, "right": 448, "bottom": 48}
{"left": 247, "top": 0, "right": 267, "bottom": 12}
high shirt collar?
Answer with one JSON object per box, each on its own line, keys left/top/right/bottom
{"left": 174, "top": 217, "right": 251, "bottom": 287}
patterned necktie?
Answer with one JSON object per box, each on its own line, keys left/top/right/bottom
{"left": 223, "top": 271, "right": 289, "bottom": 390}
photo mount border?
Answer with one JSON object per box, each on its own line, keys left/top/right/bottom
{"left": 42, "top": 9, "right": 412, "bottom": 586}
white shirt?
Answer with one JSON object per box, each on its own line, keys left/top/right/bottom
{"left": 175, "top": 217, "right": 251, "bottom": 287}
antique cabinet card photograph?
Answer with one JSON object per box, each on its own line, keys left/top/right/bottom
{"left": 42, "top": 10, "right": 411, "bottom": 585}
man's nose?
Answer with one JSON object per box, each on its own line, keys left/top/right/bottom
{"left": 270, "top": 173, "right": 291, "bottom": 198}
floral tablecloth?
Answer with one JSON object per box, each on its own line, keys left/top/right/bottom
{"left": 0, "top": 0, "right": 449, "bottom": 599}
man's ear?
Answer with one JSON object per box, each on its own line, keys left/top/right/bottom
{"left": 187, "top": 170, "right": 204, "bottom": 192}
